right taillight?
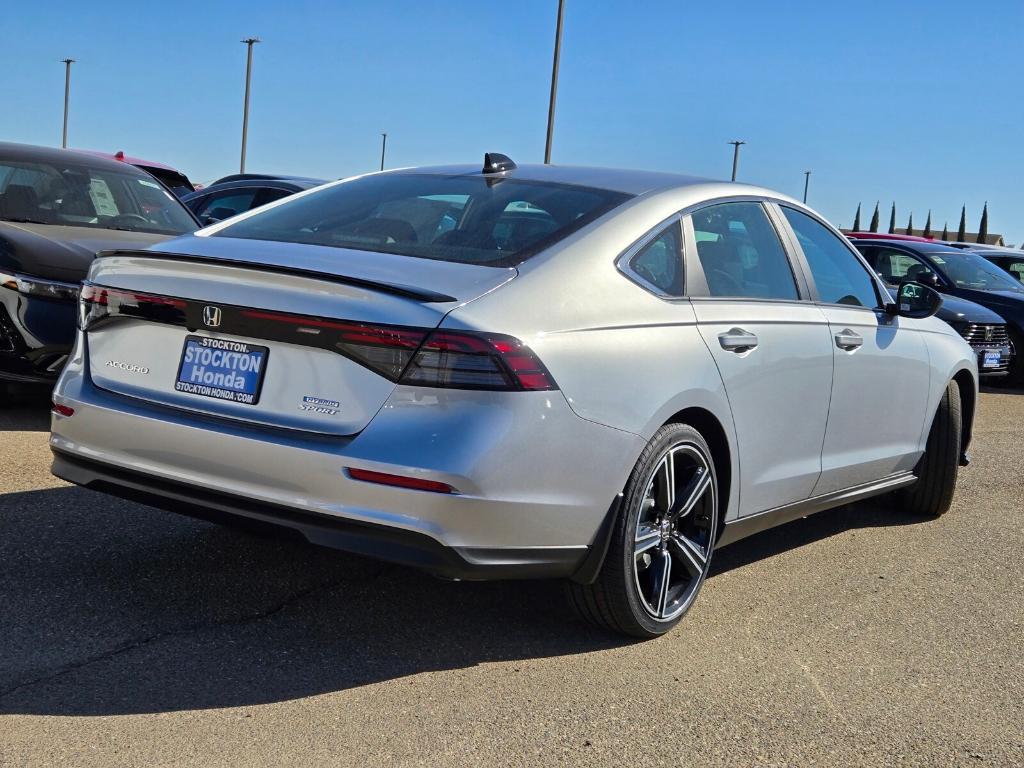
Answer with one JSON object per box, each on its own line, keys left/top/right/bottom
{"left": 399, "top": 330, "right": 557, "bottom": 391}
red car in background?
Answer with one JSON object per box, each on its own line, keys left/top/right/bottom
{"left": 79, "top": 150, "right": 196, "bottom": 197}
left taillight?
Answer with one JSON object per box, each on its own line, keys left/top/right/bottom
{"left": 79, "top": 283, "right": 187, "bottom": 331}
{"left": 399, "top": 330, "right": 557, "bottom": 391}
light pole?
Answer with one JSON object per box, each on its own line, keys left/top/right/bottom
{"left": 544, "top": 0, "right": 566, "bottom": 164}
{"left": 61, "top": 58, "right": 74, "bottom": 148}
{"left": 239, "top": 37, "right": 261, "bottom": 173}
{"left": 803, "top": 170, "right": 811, "bottom": 203}
{"left": 729, "top": 140, "right": 745, "bottom": 181}
{"left": 380, "top": 132, "right": 387, "bottom": 171}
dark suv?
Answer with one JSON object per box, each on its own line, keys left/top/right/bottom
{"left": 850, "top": 238, "right": 1022, "bottom": 382}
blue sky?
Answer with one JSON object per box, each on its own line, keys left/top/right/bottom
{"left": 3, "top": 0, "right": 1022, "bottom": 242}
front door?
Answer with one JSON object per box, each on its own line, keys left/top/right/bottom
{"left": 777, "top": 206, "right": 930, "bottom": 493}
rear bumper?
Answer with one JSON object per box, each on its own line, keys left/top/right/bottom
{"left": 51, "top": 449, "right": 586, "bottom": 580}
{"left": 50, "top": 349, "right": 644, "bottom": 578}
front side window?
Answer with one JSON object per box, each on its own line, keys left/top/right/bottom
{"left": 213, "top": 174, "right": 631, "bottom": 268}
{"left": 0, "top": 156, "right": 196, "bottom": 235}
{"left": 782, "top": 208, "right": 879, "bottom": 308}
{"left": 626, "top": 222, "right": 683, "bottom": 296}
{"left": 868, "top": 248, "right": 938, "bottom": 286}
{"left": 690, "top": 202, "right": 798, "bottom": 300}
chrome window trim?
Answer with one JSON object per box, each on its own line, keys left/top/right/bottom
{"left": 615, "top": 213, "right": 687, "bottom": 300}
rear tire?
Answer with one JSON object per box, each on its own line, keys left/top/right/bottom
{"left": 898, "top": 380, "right": 961, "bottom": 517}
{"left": 567, "top": 423, "right": 719, "bottom": 639}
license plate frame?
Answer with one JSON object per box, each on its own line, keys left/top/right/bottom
{"left": 175, "top": 335, "right": 269, "bottom": 405}
{"left": 981, "top": 350, "right": 1002, "bottom": 369}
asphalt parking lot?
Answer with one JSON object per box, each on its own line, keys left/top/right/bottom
{"left": 1, "top": 386, "right": 1022, "bottom": 767}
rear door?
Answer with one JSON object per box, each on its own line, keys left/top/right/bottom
{"left": 777, "top": 206, "right": 930, "bottom": 493}
{"left": 685, "top": 200, "right": 833, "bottom": 517}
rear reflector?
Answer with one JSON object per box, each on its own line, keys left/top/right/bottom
{"left": 346, "top": 467, "right": 455, "bottom": 494}
{"left": 51, "top": 403, "right": 75, "bottom": 417}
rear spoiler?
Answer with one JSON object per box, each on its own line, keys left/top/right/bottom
{"left": 94, "top": 249, "right": 458, "bottom": 304}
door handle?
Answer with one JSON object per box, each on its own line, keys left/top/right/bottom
{"left": 835, "top": 329, "right": 863, "bottom": 350}
{"left": 718, "top": 328, "right": 759, "bottom": 353}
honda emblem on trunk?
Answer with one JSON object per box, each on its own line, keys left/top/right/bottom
{"left": 202, "top": 306, "right": 223, "bottom": 328}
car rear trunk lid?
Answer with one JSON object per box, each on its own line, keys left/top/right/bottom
{"left": 84, "top": 243, "right": 515, "bottom": 435}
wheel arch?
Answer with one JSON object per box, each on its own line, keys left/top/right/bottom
{"left": 662, "top": 406, "right": 733, "bottom": 542}
{"left": 951, "top": 367, "right": 976, "bottom": 455}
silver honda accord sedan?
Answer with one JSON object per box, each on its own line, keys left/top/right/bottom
{"left": 49, "top": 154, "right": 978, "bottom": 637}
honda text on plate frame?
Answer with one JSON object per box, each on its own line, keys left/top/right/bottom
{"left": 50, "top": 156, "right": 978, "bottom": 638}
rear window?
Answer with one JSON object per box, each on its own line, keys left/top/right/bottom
{"left": 212, "top": 173, "right": 631, "bottom": 267}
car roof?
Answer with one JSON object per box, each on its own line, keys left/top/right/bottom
{"left": 0, "top": 141, "right": 153, "bottom": 175}
{"left": 393, "top": 162, "right": 761, "bottom": 197}
{"left": 77, "top": 149, "right": 185, "bottom": 174}
{"left": 210, "top": 173, "right": 327, "bottom": 186}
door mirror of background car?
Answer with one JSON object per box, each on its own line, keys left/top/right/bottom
{"left": 888, "top": 281, "right": 943, "bottom": 319}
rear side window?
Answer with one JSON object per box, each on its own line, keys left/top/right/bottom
{"left": 690, "top": 202, "right": 798, "bottom": 300}
{"left": 214, "top": 174, "right": 631, "bottom": 268}
{"left": 782, "top": 208, "right": 880, "bottom": 308}
{"left": 626, "top": 222, "right": 683, "bottom": 296}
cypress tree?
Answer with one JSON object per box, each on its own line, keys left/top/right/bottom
{"left": 977, "top": 202, "right": 989, "bottom": 244}
{"left": 852, "top": 203, "right": 862, "bottom": 231}
{"left": 923, "top": 210, "right": 932, "bottom": 239}
{"left": 906, "top": 213, "right": 914, "bottom": 236}
{"left": 869, "top": 202, "right": 880, "bottom": 232}
{"left": 888, "top": 203, "right": 897, "bottom": 234}
{"left": 941, "top": 222, "right": 949, "bottom": 241}
{"left": 957, "top": 205, "right": 967, "bottom": 242}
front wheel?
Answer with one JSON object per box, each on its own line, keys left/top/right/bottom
{"left": 898, "top": 380, "right": 962, "bottom": 517}
{"left": 567, "top": 423, "right": 719, "bottom": 638}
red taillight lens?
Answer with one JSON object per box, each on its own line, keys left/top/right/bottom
{"left": 80, "top": 283, "right": 187, "bottom": 330}
{"left": 399, "top": 330, "right": 557, "bottom": 391}
{"left": 346, "top": 467, "right": 454, "bottom": 494}
{"left": 51, "top": 402, "right": 74, "bottom": 417}
{"left": 240, "top": 309, "right": 427, "bottom": 381}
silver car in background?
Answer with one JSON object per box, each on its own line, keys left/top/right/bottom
{"left": 50, "top": 154, "right": 977, "bottom": 638}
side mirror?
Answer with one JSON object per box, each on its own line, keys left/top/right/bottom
{"left": 887, "top": 281, "right": 943, "bottom": 319}
{"left": 200, "top": 214, "right": 221, "bottom": 226}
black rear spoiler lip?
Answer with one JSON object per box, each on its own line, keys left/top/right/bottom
{"left": 93, "top": 249, "right": 459, "bottom": 304}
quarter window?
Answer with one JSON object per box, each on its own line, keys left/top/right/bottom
{"left": 690, "top": 202, "right": 798, "bottom": 300}
{"left": 627, "top": 222, "right": 683, "bottom": 296}
{"left": 782, "top": 208, "right": 880, "bottom": 308}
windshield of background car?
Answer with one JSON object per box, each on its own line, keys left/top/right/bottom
{"left": 928, "top": 250, "right": 1024, "bottom": 293}
{"left": 211, "top": 173, "right": 632, "bottom": 267}
{"left": 0, "top": 156, "right": 197, "bottom": 235}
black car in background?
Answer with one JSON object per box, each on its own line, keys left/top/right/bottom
{"left": 850, "top": 237, "right": 1024, "bottom": 383}
{"left": 182, "top": 174, "right": 326, "bottom": 225}
{"left": 0, "top": 142, "right": 199, "bottom": 392}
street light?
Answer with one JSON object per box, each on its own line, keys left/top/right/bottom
{"left": 61, "top": 58, "right": 74, "bottom": 148}
{"left": 239, "top": 37, "right": 261, "bottom": 173}
{"left": 544, "top": 0, "right": 566, "bottom": 164}
{"left": 728, "top": 140, "right": 745, "bottom": 182}
{"left": 380, "top": 132, "right": 387, "bottom": 171}
{"left": 803, "top": 170, "right": 811, "bottom": 204}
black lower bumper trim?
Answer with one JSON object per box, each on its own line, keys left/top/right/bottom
{"left": 51, "top": 449, "right": 584, "bottom": 581}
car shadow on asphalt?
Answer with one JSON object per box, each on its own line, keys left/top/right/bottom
{"left": 0, "top": 482, "right": 930, "bottom": 717}
{"left": 0, "top": 385, "right": 51, "bottom": 432}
